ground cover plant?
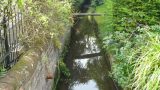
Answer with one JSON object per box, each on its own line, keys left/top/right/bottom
{"left": 95, "top": 0, "right": 160, "bottom": 89}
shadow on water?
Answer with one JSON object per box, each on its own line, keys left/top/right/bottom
{"left": 57, "top": 16, "right": 118, "bottom": 90}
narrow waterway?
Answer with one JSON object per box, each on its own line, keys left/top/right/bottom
{"left": 57, "top": 15, "right": 117, "bottom": 90}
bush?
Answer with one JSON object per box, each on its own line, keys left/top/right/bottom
{"left": 102, "top": 25, "right": 160, "bottom": 89}
{"left": 20, "top": 0, "right": 72, "bottom": 48}
{"left": 95, "top": 0, "right": 160, "bottom": 89}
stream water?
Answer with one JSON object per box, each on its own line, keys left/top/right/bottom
{"left": 57, "top": 16, "right": 117, "bottom": 90}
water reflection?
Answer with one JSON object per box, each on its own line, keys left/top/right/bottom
{"left": 57, "top": 17, "right": 116, "bottom": 90}
{"left": 72, "top": 80, "right": 98, "bottom": 90}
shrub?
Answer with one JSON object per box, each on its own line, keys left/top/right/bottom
{"left": 95, "top": 0, "right": 160, "bottom": 89}
{"left": 20, "top": 0, "right": 72, "bottom": 48}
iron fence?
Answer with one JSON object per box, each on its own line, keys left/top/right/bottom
{"left": 0, "top": 4, "right": 23, "bottom": 69}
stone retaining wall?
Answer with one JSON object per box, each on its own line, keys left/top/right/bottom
{"left": 0, "top": 29, "right": 71, "bottom": 90}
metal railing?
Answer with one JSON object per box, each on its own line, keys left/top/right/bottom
{"left": 0, "top": 4, "right": 23, "bottom": 69}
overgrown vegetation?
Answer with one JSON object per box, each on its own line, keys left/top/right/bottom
{"left": 95, "top": 0, "right": 160, "bottom": 89}
{"left": 53, "top": 58, "right": 70, "bottom": 90}
{"left": 21, "top": 0, "right": 72, "bottom": 49}
{"left": 0, "top": 65, "right": 6, "bottom": 77}
{"left": 0, "top": 0, "right": 72, "bottom": 76}
{"left": 72, "top": 0, "right": 84, "bottom": 11}
{"left": 1, "top": 0, "right": 160, "bottom": 89}
{"left": 53, "top": 45, "right": 70, "bottom": 90}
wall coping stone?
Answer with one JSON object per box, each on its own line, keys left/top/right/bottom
{"left": 0, "top": 49, "right": 42, "bottom": 90}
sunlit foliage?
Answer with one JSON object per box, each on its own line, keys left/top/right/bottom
{"left": 20, "top": 0, "right": 72, "bottom": 48}
{"left": 95, "top": 0, "right": 160, "bottom": 89}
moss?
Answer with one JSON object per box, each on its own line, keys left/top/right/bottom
{"left": 1, "top": 49, "right": 41, "bottom": 89}
{"left": 10, "top": 49, "right": 40, "bottom": 77}
{"left": 11, "top": 60, "right": 28, "bottom": 71}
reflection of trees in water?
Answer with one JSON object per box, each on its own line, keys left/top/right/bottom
{"left": 59, "top": 17, "right": 115, "bottom": 90}
{"left": 69, "top": 56, "right": 115, "bottom": 90}
{"left": 67, "top": 16, "right": 97, "bottom": 62}
{"left": 67, "top": 17, "right": 98, "bottom": 88}
{"left": 87, "top": 57, "right": 115, "bottom": 90}
{"left": 75, "top": 17, "right": 99, "bottom": 54}
{"left": 74, "top": 16, "right": 95, "bottom": 36}
{"left": 70, "top": 62, "right": 89, "bottom": 86}
{"left": 70, "top": 17, "right": 95, "bottom": 57}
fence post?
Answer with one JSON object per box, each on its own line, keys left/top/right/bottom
{"left": 3, "top": 16, "right": 10, "bottom": 69}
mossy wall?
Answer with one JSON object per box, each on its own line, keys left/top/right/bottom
{"left": 0, "top": 29, "right": 71, "bottom": 90}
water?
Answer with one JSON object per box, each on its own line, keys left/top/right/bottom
{"left": 57, "top": 16, "right": 117, "bottom": 90}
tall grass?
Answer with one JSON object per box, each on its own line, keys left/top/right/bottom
{"left": 95, "top": 0, "right": 160, "bottom": 89}
{"left": 132, "top": 26, "right": 160, "bottom": 90}
{"left": 103, "top": 25, "right": 160, "bottom": 89}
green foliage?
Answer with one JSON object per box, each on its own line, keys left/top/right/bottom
{"left": 0, "top": 0, "right": 72, "bottom": 77}
{"left": 132, "top": 26, "right": 160, "bottom": 90}
{"left": 0, "top": 65, "right": 6, "bottom": 78}
{"left": 53, "top": 58, "right": 70, "bottom": 90}
{"left": 0, "top": 0, "right": 72, "bottom": 49}
{"left": 53, "top": 42, "right": 70, "bottom": 90}
{"left": 113, "top": 0, "right": 160, "bottom": 32}
{"left": 95, "top": 0, "right": 113, "bottom": 37}
{"left": 0, "top": 0, "right": 7, "bottom": 10}
{"left": 20, "top": 0, "right": 72, "bottom": 49}
{"left": 96, "top": 0, "right": 160, "bottom": 89}
{"left": 91, "top": 0, "right": 104, "bottom": 6}
{"left": 17, "top": 0, "right": 24, "bottom": 8}
{"left": 103, "top": 25, "right": 160, "bottom": 89}
{"left": 72, "top": 0, "right": 84, "bottom": 11}
{"left": 59, "top": 59, "right": 70, "bottom": 77}
{"left": 0, "top": 0, "right": 24, "bottom": 9}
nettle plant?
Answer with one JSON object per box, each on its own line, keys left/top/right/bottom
{"left": 20, "top": 0, "right": 72, "bottom": 49}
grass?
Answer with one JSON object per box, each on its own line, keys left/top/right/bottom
{"left": 95, "top": 0, "right": 160, "bottom": 89}
{"left": 132, "top": 26, "right": 160, "bottom": 90}
{"left": 95, "top": 0, "right": 113, "bottom": 38}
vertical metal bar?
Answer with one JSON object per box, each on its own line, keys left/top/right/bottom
{"left": 17, "top": 9, "right": 21, "bottom": 59}
{"left": 11, "top": 6, "right": 16, "bottom": 65}
{"left": 10, "top": 5, "right": 14, "bottom": 66}
{"left": 18, "top": 10, "right": 21, "bottom": 35}
{"left": 14, "top": 6, "right": 18, "bottom": 63}
{"left": 7, "top": 6, "right": 13, "bottom": 66}
{"left": 0, "top": 21, "right": 5, "bottom": 65}
{"left": 0, "top": 27, "right": 2, "bottom": 61}
{"left": 3, "top": 10, "right": 10, "bottom": 69}
{"left": 20, "top": 11, "right": 24, "bottom": 33}
{"left": 0, "top": 13, "right": 1, "bottom": 60}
